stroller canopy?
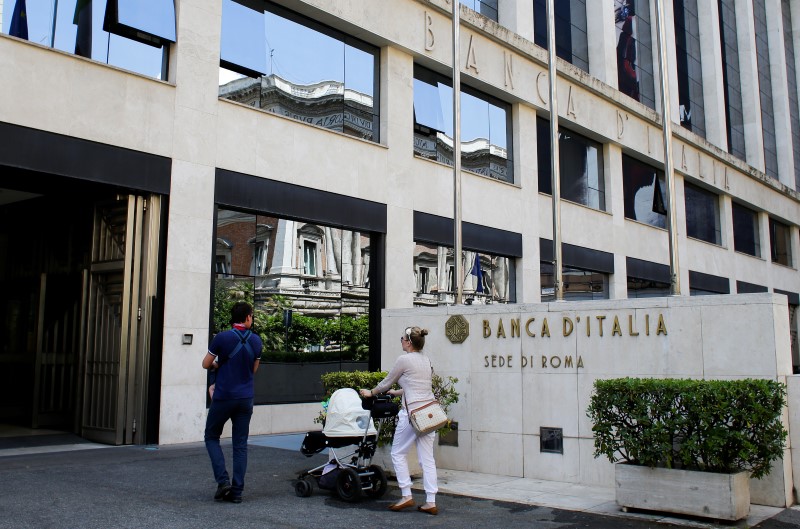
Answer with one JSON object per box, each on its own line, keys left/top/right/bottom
{"left": 322, "top": 388, "right": 377, "bottom": 437}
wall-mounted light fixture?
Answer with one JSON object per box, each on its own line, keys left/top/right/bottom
{"left": 182, "top": 334, "right": 193, "bottom": 345}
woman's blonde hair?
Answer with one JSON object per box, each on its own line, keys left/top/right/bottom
{"left": 404, "top": 326, "right": 429, "bottom": 351}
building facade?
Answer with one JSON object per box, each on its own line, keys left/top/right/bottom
{"left": 0, "top": 0, "right": 798, "bottom": 451}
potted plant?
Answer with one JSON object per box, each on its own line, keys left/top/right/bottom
{"left": 587, "top": 378, "right": 787, "bottom": 521}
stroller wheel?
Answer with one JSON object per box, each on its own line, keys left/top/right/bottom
{"left": 365, "top": 464, "right": 388, "bottom": 498}
{"left": 335, "top": 468, "right": 363, "bottom": 502}
{"left": 295, "top": 477, "right": 313, "bottom": 498}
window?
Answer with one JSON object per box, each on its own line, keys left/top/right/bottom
{"left": 460, "top": 0, "right": 498, "bottom": 21}
{"left": 413, "top": 65, "right": 514, "bottom": 183}
{"left": 673, "top": 0, "right": 705, "bottom": 136}
{"left": 732, "top": 202, "right": 760, "bottom": 257}
{"left": 534, "top": 0, "right": 589, "bottom": 72}
{"left": 754, "top": 0, "right": 779, "bottom": 179}
{"left": 614, "top": 0, "right": 656, "bottom": 109}
{"left": 769, "top": 218, "right": 793, "bottom": 266}
{"left": 718, "top": 0, "right": 746, "bottom": 160}
{"left": 689, "top": 270, "right": 730, "bottom": 295}
{"left": 622, "top": 154, "right": 666, "bottom": 228}
{"left": 213, "top": 208, "right": 372, "bottom": 404}
{"left": 219, "top": 1, "right": 380, "bottom": 143}
{"left": 541, "top": 263, "right": 609, "bottom": 301}
{"left": 303, "top": 241, "right": 317, "bottom": 276}
{"left": 684, "top": 183, "right": 720, "bottom": 245}
{"left": 538, "top": 118, "right": 605, "bottom": 211}
{"left": 412, "top": 242, "right": 516, "bottom": 306}
{"left": 627, "top": 277, "right": 670, "bottom": 298}
{"left": 2, "top": 0, "right": 173, "bottom": 79}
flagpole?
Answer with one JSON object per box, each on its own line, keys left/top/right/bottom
{"left": 546, "top": 0, "right": 563, "bottom": 301}
{"left": 654, "top": 0, "right": 681, "bottom": 295}
{"left": 50, "top": 0, "right": 58, "bottom": 47}
{"left": 452, "top": 0, "right": 463, "bottom": 305}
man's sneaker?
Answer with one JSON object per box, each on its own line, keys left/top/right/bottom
{"left": 223, "top": 491, "right": 242, "bottom": 504}
{"left": 214, "top": 483, "right": 231, "bottom": 500}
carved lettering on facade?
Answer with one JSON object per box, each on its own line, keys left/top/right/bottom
{"left": 617, "top": 111, "right": 628, "bottom": 139}
{"left": 567, "top": 86, "right": 577, "bottom": 119}
{"left": 536, "top": 72, "right": 548, "bottom": 104}
{"left": 466, "top": 35, "right": 479, "bottom": 74}
{"left": 504, "top": 51, "right": 514, "bottom": 89}
{"left": 424, "top": 11, "right": 435, "bottom": 51}
{"left": 681, "top": 144, "right": 688, "bottom": 171}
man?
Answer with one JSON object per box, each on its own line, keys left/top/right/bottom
{"left": 202, "top": 302, "right": 262, "bottom": 503}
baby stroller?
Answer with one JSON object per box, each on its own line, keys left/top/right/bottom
{"left": 294, "top": 388, "right": 399, "bottom": 502}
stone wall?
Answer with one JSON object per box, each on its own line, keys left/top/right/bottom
{"left": 382, "top": 293, "right": 796, "bottom": 507}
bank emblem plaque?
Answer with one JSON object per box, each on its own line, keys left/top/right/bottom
{"left": 445, "top": 315, "right": 469, "bottom": 344}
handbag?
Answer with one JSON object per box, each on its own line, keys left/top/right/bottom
{"left": 407, "top": 400, "right": 448, "bottom": 435}
{"left": 361, "top": 394, "right": 400, "bottom": 419}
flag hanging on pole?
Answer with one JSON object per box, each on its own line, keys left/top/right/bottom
{"left": 74, "top": 0, "right": 92, "bottom": 58}
{"left": 9, "top": 0, "right": 29, "bottom": 40}
{"left": 470, "top": 253, "right": 484, "bottom": 293}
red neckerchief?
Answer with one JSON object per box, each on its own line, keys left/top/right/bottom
{"left": 232, "top": 324, "right": 246, "bottom": 331}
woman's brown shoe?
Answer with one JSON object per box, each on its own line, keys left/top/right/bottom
{"left": 388, "top": 498, "right": 415, "bottom": 511}
{"left": 418, "top": 505, "right": 438, "bottom": 515}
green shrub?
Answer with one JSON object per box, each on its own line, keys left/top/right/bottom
{"left": 315, "top": 370, "right": 460, "bottom": 446}
{"left": 587, "top": 378, "right": 787, "bottom": 479}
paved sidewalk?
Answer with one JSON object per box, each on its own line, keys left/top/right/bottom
{"left": 0, "top": 432, "right": 797, "bottom": 529}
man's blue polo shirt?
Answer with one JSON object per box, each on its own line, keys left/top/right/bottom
{"left": 209, "top": 329, "right": 263, "bottom": 400}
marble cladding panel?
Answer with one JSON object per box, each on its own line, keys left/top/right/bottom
{"left": 772, "top": 304, "right": 794, "bottom": 376}
{"left": 172, "top": 105, "right": 217, "bottom": 166}
{"left": 215, "top": 105, "right": 259, "bottom": 175}
{"left": 161, "top": 327, "right": 211, "bottom": 386}
{"left": 435, "top": 430, "right": 472, "bottom": 472}
{"left": 576, "top": 372, "right": 602, "bottom": 438}
{"left": 162, "top": 270, "right": 212, "bottom": 329}
{"left": 578, "top": 437, "right": 615, "bottom": 487}
{"left": 749, "top": 452, "right": 793, "bottom": 507}
{"left": 268, "top": 403, "right": 321, "bottom": 434}
{"left": 700, "top": 302, "right": 780, "bottom": 377}
{"left": 164, "top": 214, "right": 215, "bottom": 275}
{"left": 169, "top": 161, "right": 216, "bottom": 220}
{"left": 522, "top": 435, "right": 580, "bottom": 483}
{"left": 522, "top": 372, "right": 580, "bottom": 438}
{"left": 159, "top": 384, "right": 209, "bottom": 444}
{"left": 175, "top": 51, "right": 221, "bottom": 115}
{"left": 469, "top": 371, "right": 523, "bottom": 434}
{"left": 471, "top": 431, "right": 523, "bottom": 477}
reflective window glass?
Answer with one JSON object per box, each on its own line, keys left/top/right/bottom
{"left": 627, "top": 277, "right": 670, "bottom": 298}
{"left": 412, "top": 242, "right": 515, "bottom": 306}
{"left": 107, "top": 0, "right": 176, "bottom": 45}
{"left": 769, "top": 218, "right": 793, "bottom": 266}
{"left": 541, "top": 263, "right": 608, "bottom": 301}
{"left": 614, "top": 0, "right": 655, "bottom": 109}
{"left": 214, "top": 208, "right": 372, "bottom": 404}
{"left": 2, "top": 0, "right": 169, "bottom": 79}
{"left": 718, "top": 0, "right": 746, "bottom": 160}
{"left": 538, "top": 118, "right": 605, "bottom": 211}
{"left": 460, "top": 0, "right": 498, "bottom": 21}
{"left": 673, "top": 0, "right": 705, "bottom": 136}
{"left": 220, "top": 0, "right": 267, "bottom": 77}
{"left": 218, "top": 3, "right": 379, "bottom": 142}
{"left": 413, "top": 65, "right": 513, "bottom": 183}
{"left": 622, "top": 154, "right": 666, "bottom": 228}
{"left": 732, "top": 202, "right": 760, "bottom": 257}
{"left": 782, "top": 0, "right": 800, "bottom": 189}
{"left": 753, "top": 0, "right": 779, "bottom": 179}
{"left": 534, "top": 0, "right": 589, "bottom": 72}
{"left": 684, "top": 183, "right": 721, "bottom": 245}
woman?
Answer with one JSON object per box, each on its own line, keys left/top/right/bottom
{"left": 360, "top": 326, "right": 439, "bottom": 515}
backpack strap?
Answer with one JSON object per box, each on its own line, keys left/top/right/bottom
{"left": 229, "top": 329, "right": 255, "bottom": 361}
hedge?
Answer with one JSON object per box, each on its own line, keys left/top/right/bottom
{"left": 587, "top": 378, "right": 787, "bottom": 479}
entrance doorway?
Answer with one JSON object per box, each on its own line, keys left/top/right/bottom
{"left": 0, "top": 176, "right": 165, "bottom": 445}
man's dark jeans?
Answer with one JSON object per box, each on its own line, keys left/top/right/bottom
{"left": 204, "top": 397, "right": 254, "bottom": 498}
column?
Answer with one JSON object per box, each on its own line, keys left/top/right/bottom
{"left": 765, "top": 0, "right": 796, "bottom": 188}
{"left": 269, "top": 220, "right": 297, "bottom": 275}
{"left": 698, "top": 0, "right": 729, "bottom": 150}
{"left": 499, "top": 0, "right": 535, "bottom": 42}
{"left": 587, "top": 0, "right": 618, "bottom": 85}
{"left": 516, "top": 103, "right": 541, "bottom": 302}
{"left": 734, "top": 0, "right": 767, "bottom": 172}
{"left": 606, "top": 144, "right": 628, "bottom": 299}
